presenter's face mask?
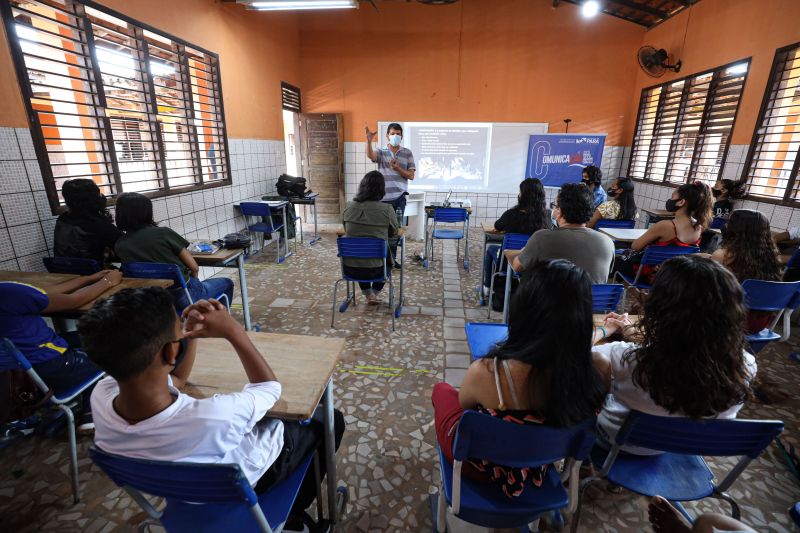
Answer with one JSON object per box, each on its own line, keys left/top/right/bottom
{"left": 388, "top": 134, "right": 402, "bottom": 147}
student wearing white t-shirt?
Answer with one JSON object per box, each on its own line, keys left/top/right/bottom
{"left": 78, "top": 288, "right": 344, "bottom": 531}
{"left": 593, "top": 255, "right": 757, "bottom": 455}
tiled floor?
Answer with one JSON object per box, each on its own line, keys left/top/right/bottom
{"left": 1, "top": 233, "right": 799, "bottom": 532}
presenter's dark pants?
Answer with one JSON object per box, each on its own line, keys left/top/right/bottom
{"left": 382, "top": 193, "right": 407, "bottom": 263}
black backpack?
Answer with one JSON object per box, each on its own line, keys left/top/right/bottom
{"left": 276, "top": 174, "right": 307, "bottom": 198}
{"left": 219, "top": 232, "right": 252, "bottom": 249}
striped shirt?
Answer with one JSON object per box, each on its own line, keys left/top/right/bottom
{"left": 375, "top": 147, "right": 416, "bottom": 201}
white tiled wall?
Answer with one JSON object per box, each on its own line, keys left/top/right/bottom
{"left": 630, "top": 144, "right": 800, "bottom": 231}
{"left": 344, "top": 142, "right": 630, "bottom": 228}
{"left": 0, "top": 127, "right": 286, "bottom": 278}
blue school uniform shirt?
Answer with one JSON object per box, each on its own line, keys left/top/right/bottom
{"left": 0, "top": 282, "right": 68, "bottom": 366}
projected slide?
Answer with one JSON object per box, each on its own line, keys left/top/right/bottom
{"left": 404, "top": 122, "right": 492, "bottom": 191}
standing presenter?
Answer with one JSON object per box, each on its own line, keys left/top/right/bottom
{"left": 365, "top": 123, "right": 416, "bottom": 267}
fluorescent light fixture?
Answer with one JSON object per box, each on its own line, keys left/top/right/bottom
{"left": 248, "top": 0, "right": 358, "bottom": 11}
{"left": 581, "top": 0, "right": 600, "bottom": 18}
{"left": 727, "top": 63, "right": 748, "bottom": 75}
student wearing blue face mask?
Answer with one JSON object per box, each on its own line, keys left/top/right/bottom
{"left": 365, "top": 122, "right": 416, "bottom": 266}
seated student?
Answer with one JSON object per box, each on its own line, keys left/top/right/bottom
{"left": 0, "top": 270, "right": 122, "bottom": 396}
{"left": 581, "top": 165, "right": 606, "bottom": 208}
{"left": 481, "top": 178, "right": 552, "bottom": 295}
{"left": 78, "top": 289, "right": 345, "bottom": 531}
{"left": 596, "top": 255, "right": 756, "bottom": 455}
{"left": 114, "top": 192, "right": 233, "bottom": 310}
{"left": 432, "top": 260, "right": 609, "bottom": 497}
{"left": 54, "top": 178, "right": 123, "bottom": 266}
{"left": 708, "top": 209, "right": 782, "bottom": 329}
{"left": 587, "top": 177, "right": 637, "bottom": 228}
{"left": 614, "top": 181, "right": 712, "bottom": 284}
{"left": 342, "top": 170, "right": 399, "bottom": 304}
{"left": 511, "top": 183, "right": 615, "bottom": 283}
{"left": 711, "top": 178, "right": 744, "bottom": 220}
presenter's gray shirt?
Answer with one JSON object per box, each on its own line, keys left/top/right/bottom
{"left": 375, "top": 147, "right": 416, "bottom": 202}
{"left": 517, "top": 227, "right": 615, "bottom": 283}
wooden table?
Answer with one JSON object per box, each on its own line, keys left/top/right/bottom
{"left": 598, "top": 228, "right": 648, "bottom": 243}
{"left": 192, "top": 248, "right": 251, "bottom": 331}
{"left": 186, "top": 332, "right": 345, "bottom": 522}
{"left": 641, "top": 207, "right": 674, "bottom": 227}
{"left": 0, "top": 270, "right": 173, "bottom": 312}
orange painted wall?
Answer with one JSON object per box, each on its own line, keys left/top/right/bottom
{"left": 0, "top": 0, "right": 300, "bottom": 139}
{"left": 627, "top": 0, "right": 800, "bottom": 145}
{"left": 297, "top": 0, "right": 646, "bottom": 145}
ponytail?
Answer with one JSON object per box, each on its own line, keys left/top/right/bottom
{"left": 678, "top": 181, "right": 713, "bottom": 229}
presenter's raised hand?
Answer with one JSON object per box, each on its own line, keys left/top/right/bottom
{"left": 365, "top": 124, "right": 377, "bottom": 142}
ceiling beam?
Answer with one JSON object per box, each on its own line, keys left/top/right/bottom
{"left": 606, "top": 0, "right": 669, "bottom": 19}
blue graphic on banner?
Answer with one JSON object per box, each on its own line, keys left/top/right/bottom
{"left": 525, "top": 134, "right": 606, "bottom": 187}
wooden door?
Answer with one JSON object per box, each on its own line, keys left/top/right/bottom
{"left": 300, "top": 113, "right": 344, "bottom": 225}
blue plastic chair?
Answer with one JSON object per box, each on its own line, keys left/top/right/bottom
{"left": 0, "top": 338, "right": 104, "bottom": 504}
{"left": 591, "top": 284, "right": 625, "bottom": 313}
{"left": 487, "top": 233, "right": 531, "bottom": 319}
{"left": 432, "top": 413, "right": 597, "bottom": 532}
{"left": 709, "top": 217, "right": 728, "bottom": 230}
{"left": 332, "top": 237, "right": 395, "bottom": 331}
{"left": 791, "top": 502, "right": 800, "bottom": 527}
{"left": 240, "top": 202, "right": 287, "bottom": 263}
{"left": 121, "top": 262, "right": 230, "bottom": 313}
{"left": 43, "top": 256, "right": 102, "bottom": 275}
{"left": 89, "top": 445, "right": 314, "bottom": 533}
{"left": 785, "top": 248, "right": 800, "bottom": 270}
{"left": 571, "top": 411, "right": 784, "bottom": 532}
{"left": 426, "top": 208, "right": 470, "bottom": 270}
{"left": 465, "top": 322, "right": 508, "bottom": 360}
{"left": 595, "top": 219, "right": 636, "bottom": 230}
{"left": 741, "top": 279, "right": 800, "bottom": 353}
{"left": 614, "top": 245, "right": 699, "bottom": 308}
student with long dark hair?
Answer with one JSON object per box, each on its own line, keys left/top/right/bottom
{"left": 597, "top": 255, "right": 756, "bottom": 454}
{"left": 433, "top": 260, "right": 610, "bottom": 497}
{"left": 114, "top": 192, "right": 233, "bottom": 311}
{"left": 481, "top": 178, "right": 552, "bottom": 293}
{"left": 54, "top": 178, "right": 123, "bottom": 265}
{"left": 708, "top": 209, "right": 782, "bottom": 333}
{"left": 587, "top": 177, "right": 637, "bottom": 228}
{"left": 341, "top": 171, "right": 399, "bottom": 304}
{"left": 614, "top": 181, "right": 713, "bottom": 283}
{"left": 711, "top": 179, "right": 745, "bottom": 219}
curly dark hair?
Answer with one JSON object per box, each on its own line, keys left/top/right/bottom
{"left": 557, "top": 183, "right": 594, "bottom": 224}
{"left": 582, "top": 166, "right": 602, "bottom": 187}
{"left": 623, "top": 255, "right": 752, "bottom": 419}
{"left": 721, "top": 209, "right": 782, "bottom": 282}
{"left": 517, "top": 178, "right": 550, "bottom": 232}
{"left": 676, "top": 181, "right": 713, "bottom": 229}
{"left": 354, "top": 171, "right": 386, "bottom": 203}
{"left": 62, "top": 178, "right": 112, "bottom": 221}
{"left": 488, "top": 259, "right": 607, "bottom": 427}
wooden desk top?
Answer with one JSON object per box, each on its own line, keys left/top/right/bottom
{"left": 481, "top": 222, "right": 503, "bottom": 234}
{"left": 184, "top": 332, "right": 346, "bottom": 420}
{"left": 192, "top": 248, "right": 243, "bottom": 266}
{"left": 641, "top": 208, "right": 675, "bottom": 218}
{"left": 0, "top": 271, "right": 173, "bottom": 311}
{"left": 598, "top": 228, "right": 648, "bottom": 243}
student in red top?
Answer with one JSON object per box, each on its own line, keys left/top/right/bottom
{"left": 614, "top": 181, "right": 713, "bottom": 283}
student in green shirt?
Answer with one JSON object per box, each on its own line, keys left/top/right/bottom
{"left": 342, "top": 171, "right": 398, "bottom": 304}
{"left": 114, "top": 192, "right": 233, "bottom": 311}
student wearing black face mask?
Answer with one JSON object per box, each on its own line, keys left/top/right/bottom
{"left": 581, "top": 166, "right": 606, "bottom": 208}
{"left": 710, "top": 179, "right": 744, "bottom": 219}
{"left": 612, "top": 181, "right": 713, "bottom": 284}
{"left": 587, "top": 177, "right": 637, "bottom": 228}
{"left": 54, "top": 178, "right": 123, "bottom": 266}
